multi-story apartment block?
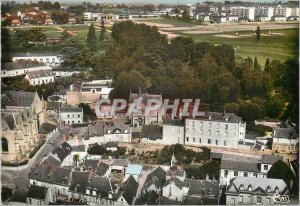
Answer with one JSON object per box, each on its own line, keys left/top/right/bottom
{"left": 185, "top": 112, "right": 246, "bottom": 149}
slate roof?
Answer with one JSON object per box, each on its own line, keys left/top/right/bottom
{"left": 26, "top": 185, "right": 48, "bottom": 200}
{"left": 115, "top": 175, "right": 139, "bottom": 205}
{"left": 9, "top": 189, "right": 27, "bottom": 203}
{"left": 221, "top": 154, "right": 261, "bottom": 172}
{"left": 26, "top": 69, "right": 53, "bottom": 79}
{"left": 163, "top": 118, "right": 184, "bottom": 126}
{"left": 141, "top": 125, "right": 163, "bottom": 140}
{"left": 143, "top": 175, "right": 162, "bottom": 190}
{"left": 83, "top": 159, "right": 99, "bottom": 170}
{"left": 146, "top": 166, "right": 166, "bottom": 185}
{"left": 135, "top": 190, "right": 159, "bottom": 205}
{"left": 261, "top": 154, "right": 283, "bottom": 165}
{"left": 274, "top": 126, "right": 297, "bottom": 139}
{"left": 60, "top": 106, "right": 82, "bottom": 113}
{"left": 52, "top": 167, "right": 72, "bottom": 186}
{"left": 97, "top": 162, "right": 110, "bottom": 176}
{"left": 2, "top": 91, "right": 37, "bottom": 108}
{"left": 229, "top": 176, "right": 288, "bottom": 194}
{"left": 88, "top": 123, "right": 104, "bottom": 137}
{"left": 201, "top": 112, "right": 242, "bottom": 123}
{"left": 2, "top": 113, "right": 16, "bottom": 130}
{"left": 166, "top": 170, "right": 185, "bottom": 177}
{"left": 47, "top": 102, "right": 60, "bottom": 111}
{"left": 184, "top": 196, "right": 203, "bottom": 205}
{"left": 112, "top": 159, "right": 130, "bottom": 167}
{"left": 86, "top": 176, "right": 115, "bottom": 198}
{"left": 52, "top": 147, "right": 68, "bottom": 162}
{"left": 72, "top": 145, "right": 86, "bottom": 152}
{"left": 69, "top": 171, "right": 89, "bottom": 194}
{"left": 159, "top": 197, "right": 182, "bottom": 205}
{"left": 163, "top": 177, "right": 185, "bottom": 189}
{"left": 39, "top": 122, "right": 57, "bottom": 134}
{"left": 184, "top": 179, "right": 219, "bottom": 197}
{"left": 61, "top": 142, "right": 72, "bottom": 153}
{"left": 3, "top": 60, "right": 45, "bottom": 71}
{"left": 132, "top": 132, "right": 141, "bottom": 139}
{"left": 106, "top": 141, "right": 119, "bottom": 148}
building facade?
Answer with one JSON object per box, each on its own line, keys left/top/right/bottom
{"left": 60, "top": 106, "right": 83, "bottom": 125}
{"left": 25, "top": 69, "right": 55, "bottom": 85}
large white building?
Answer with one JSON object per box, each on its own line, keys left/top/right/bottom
{"left": 81, "top": 79, "right": 113, "bottom": 103}
{"left": 2, "top": 60, "right": 52, "bottom": 78}
{"left": 25, "top": 69, "right": 55, "bottom": 85}
{"left": 60, "top": 106, "right": 83, "bottom": 125}
{"left": 12, "top": 53, "right": 62, "bottom": 66}
{"left": 185, "top": 112, "right": 246, "bottom": 149}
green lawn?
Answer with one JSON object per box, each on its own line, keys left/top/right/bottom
{"left": 182, "top": 28, "right": 299, "bottom": 65}
{"left": 146, "top": 18, "right": 200, "bottom": 27}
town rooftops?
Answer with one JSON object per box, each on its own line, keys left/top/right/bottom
{"left": 38, "top": 122, "right": 57, "bottom": 134}
{"left": 26, "top": 185, "right": 48, "bottom": 200}
{"left": 51, "top": 167, "right": 72, "bottom": 186}
{"left": 261, "top": 154, "right": 282, "bottom": 165}
{"left": 274, "top": 126, "right": 297, "bottom": 139}
{"left": 135, "top": 190, "right": 159, "bottom": 205}
{"left": 206, "top": 112, "right": 243, "bottom": 123}
{"left": 86, "top": 176, "right": 115, "bottom": 198}
{"left": 141, "top": 125, "right": 163, "bottom": 140}
{"left": 26, "top": 69, "right": 53, "bottom": 79}
{"left": 60, "top": 106, "right": 83, "bottom": 113}
{"left": 228, "top": 176, "right": 288, "bottom": 194}
{"left": 2, "top": 91, "right": 37, "bottom": 108}
{"left": 46, "top": 101, "right": 60, "bottom": 111}
{"left": 83, "top": 159, "right": 99, "bottom": 170}
{"left": 163, "top": 118, "right": 184, "bottom": 126}
{"left": 163, "top": 177, "right": 185, "bottom": 189}
{"left": 97, "top": 162, "right": 110, "bottom": 176}
{"left": 3, "top": 60, "right": 45, "bottom": 71}
{"left": 221, "top": 154, "right": 261, "bottom": 173}
{"left": 112, "top": 159, "right": 130, "bottom": 167}
{"left": 184, "top": 179, "right": 219, "bottom": 197}
{"left": 115, "top": 175, "right": 139, "bottom": 204}
{"left": 69, "top": 171, "right": 89, "bottom": 194}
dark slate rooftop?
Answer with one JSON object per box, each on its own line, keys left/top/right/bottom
{"left": 86, "top": 177, "right": 115, "bottom": 198}
{"left": 83, "top": 159, "right": 99, "bottom": 170}
{"left": 52, "top": 167, "right": 72, "bottom": 186}
{"left": 184, "top": 179, "right": 219, "bottom": 197}
{"left": 26, "top": 185, "right": 48, "bottom": 200}
{"left": 115, "top": 175, "right": 139, "bottom": 205}
{"left": 112, "top": 159, "right": 130, "bottom": 167}
{"left": 4, "top": 60, "right": 45, "bottom": 71}
{"left": 221, "top": 160, "right": 260, "bottom": 173}
{"left": 39, "top": 122, "right": 57, "bottom": 134}
{"left": 274, "top": 126, "right": 297, "bottom": 139}
{"left": 47, "top": 102, "right": 61, "bottom": 111}
{"left": 69, "top": 171, "right": 89, "bottom": 194}
{"left": 61, "top": 142, "right": 72, "bottom": 154}
{"left": 135, "top": 190, "right": 159, "bottom": 205}
{"left": 52, "top": 147, "right": 68, "bottom": 162}
{"left": 261, "top": 154, "right": 283, "bottom": 165}
{"left": 9, "top": 189, "right": 27, "bottom": 203}
{"left": 88, "top": 123, "right": 105, "bottom": 137}
{"left": 26, "top": 69, "right": 53, "bottom": 79}
{"left": 60, "top": 106, "right": 82, "bottom": 113}
{"left": 143, "top": 176, "right": 162, "bottom": 191}
{"left": 194, "top": 112, "right": 243, "bottom": 123}
{"left": 141, "top": 125, "right": 163, "bottom": 140}
{"left": 163, "top": 118, "right": 184, "bottom": 126}
{"left": 97, "top": 162, "right": 110, "bottom": 176}
{"left": 147, "top": 166, "right": 166, "bottom": 185}
{"left": 163, "top": 177, "right": 185, "bottom": 189}
{"left": 72, "top": 145, "right": 86, "bottom": 152}
{"left": 2, "top": 91, "right": 37, "bottom": 108}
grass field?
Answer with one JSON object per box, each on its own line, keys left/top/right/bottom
{"left": 180, "top": 28, "right": 299, "bottom": 65}
{"left": 145, "top": 18, "right": 199, "bottom": 27}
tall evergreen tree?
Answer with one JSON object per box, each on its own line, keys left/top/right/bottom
{"left": 256, "top": 26, "right": 261, "bottom": 42}
{"left": 264, "top": 58, "right": 270, "bottom": 71}
{"left": 1, "top": 28, "right": 12, "bottom": 63}
{"left": 99, "top": 16, "right": 105, "bottom": 41}
{"left": 87, "top": 23, "right": 97, "bottom": 50}
{"left": 254, "top": 57, "right": 259, "bottom": 70}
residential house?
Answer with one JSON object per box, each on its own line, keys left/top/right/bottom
{"left": 104, "top": 124, "right": 132, "bottom": 143}
{"left": 115, "top": 175, "right": 139, "bottom": 205}
{"left": 46, "top": 102, "right": 61, "bottom": 122}
{"left": 111, "top": 159, "right": 130, "bottom": 173}
{"left": 2, "top": 60, "right": 51, "bottom": 77}
{"left": 81, "top": 79, "right": 113, "bottom": 104}
{"left": 45, "top": 18, "right": 53, "bottom": 25}
{"left": 48, "top": 91, "right": 67, "bottom": 104}
{"left": 219, "top": 153, "right": 282, "bottom": 185}
{"left": 140, "top": 125, "right": 163, "bottom": 143}
{"left": 97, "top": 161, "right": 111, "bottom": 177}
{"left": 26, "top": 185, "right": 50, "bottom": 205}
{"left": 66, "top": 83, "right": 81, "bottom": 106}
{"left": 12, "top": 53, "right": 62, "bottom": 66}
{"left": 226, "top": 176, "right": 289, "bottom": 205}
{"left": 272, "top": 122, "right": 298, "bottom": 154}
{"left": 185, "top": 112, "right": 246, "bottom": 149}
{"left": 59, "top": 106, "right": 83, "bottom": 125}
{"left": 25, "top": 69, "right": 55, "bottom": 85}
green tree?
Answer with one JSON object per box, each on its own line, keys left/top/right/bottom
{"left": 224, "top": 103, "right": 240, "bottom": 114}
{"left": 256, "top": 26, "right": 261, "bottom": 42}
{"left": 254, "top": 57, "right": 259, "bottom": 70}
{"left": 53, "top": 2, "right": 61, "bottom": 10}
{"left": 264, "top": 58, "right": 270, "bottom": 71}
{"left": 60, "top": 29, "right": 71, "bottom": 40}
{"left": 238, "top": 101, "right": 264, "bottom": 123}
{"left": 87, "top": 23, "right": 97, "bottom": 50}
{"left": 267, "top": 160, "right": 295, "bottom": 187}
{"left": 78, "top": 103, "right": 96, "bottom": 122}
{"left": 99, "top": 17, "right": 106, "bottom": 41}
{"left": 1, "top": 28, "right": 12, "bottom": 63}
{"left": 88, "top": 143, "right": 107, "bottom": 155}
{"left": 182, "top": 9, "right": 190, "bottom": 21}
{"left": 73, "top": 154, "right": 79, "bottom": 166}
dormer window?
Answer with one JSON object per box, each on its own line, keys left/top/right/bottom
{"left": 239, "top": 184, "right": 244, "bottom": 190}
{"left": 248, "top": 184, "right": 252, "bottom": 191}
{"left": 107, "top": 129, "right": 111, "bottom": 134}
{"left": 266, "top": 185, "right": 271, "bottom": 192}
{"left": 275, "top": 186, "right": 279, "bottom": 193}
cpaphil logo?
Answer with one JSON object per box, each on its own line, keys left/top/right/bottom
{"left": 273, "top": 193, "right": 290, "bottom": 204}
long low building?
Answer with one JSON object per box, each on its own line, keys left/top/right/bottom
{"left": 25, "top": 69, "right": 55, "bottom": 85}
{"left": 12, "top": 53, "right": 62, "bottom": 66}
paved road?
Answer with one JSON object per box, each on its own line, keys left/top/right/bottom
{"left": 1, "top": 127, "right": 68, "bottom": 192}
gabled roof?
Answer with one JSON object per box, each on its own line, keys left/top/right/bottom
{"left": 69, "top": 171, "right": 89, "bottom": 194}
{"left": 163, "top": 177, "right": 185, "bottom": 189}
{"left": 146, "top": 166, "right": 166, "bottom": 185}
{"left": 3, "top": 60, "right": 45, "bottom": 71}
{"left": 97, "top": 162, "right": 110, "bottom": 176}
{"left": 52, "top": 167, "right": 72, "bottom": 186}
{"left": 2, "top": 91, "right": 37, "bottom": 108}
{"left": 83, "top": 159, "right": 99, "bottom": 170}
{"left": 112, "top": 159, "right": 130, "bottom": 167}
{"left": 143, "top": 175, "right": 162, "bottom": 190}
{"left": 60, "top": 105, "right": 82, "bottom": 113}
{"left": 116, "top": 175, "right": 139, "bottom": 204}
{"left": 26, "top": 185, "right": 48, "bottom": 200}
{"left": 135, "top": 190, "right": 159, "bottom": 205}
{"left": 46, "top": 102, "right": 60, "bottom": 111}
{"left": 52, "top": 147, "right": 68, "bottom": 162}
{"left": 141, "top": 125, "right": 163, "bottom": 140}
{"left": 184, "top": 179, "right": 219, "bottom": 197}
{"left": 261, "top": 154, "right": 282, "bottom": 165}
{"left": 87, "top": 176, "right": 115, "bottom": 198}
{"left": 26, "top": 69, "right": 53, "bottom": 79}
{"left": 39, "top": 122, "right": 57, "bottom": 134}
{"left": 61, "top": 142, "right": 72, "bottom": 153}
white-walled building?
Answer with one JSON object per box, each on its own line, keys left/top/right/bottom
{"left": 81, "top": 79, "right": 113, "bottom": 103}
{"left": 60, "top": 106, "right": 83, "bottom": 125}
{"left": 12, "top": 53, "right": 62, "bottom": 66}
{"left": 104, "top": 125, "right": 132, "bottom": 143}
{"left": 185, "top": 112, "right": 246, "bottom": 149}
{"left": 25, "top": 69, "right": 55, "bottom": 85}
{"left": 2, "top": 60, "right": 52, "bottom": 78}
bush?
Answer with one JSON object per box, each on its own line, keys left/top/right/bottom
{"left": 2, "top": 160, "right": 29, "bottom": 167}
{"left": 29, "top": 140, "right": 46, "bottom": 158}
{"left": 246, "top": 123, "right": 273, "bottom": 136}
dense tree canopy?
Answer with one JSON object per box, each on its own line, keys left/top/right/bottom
{"left": 267, "top": 160, "right": 295, "bottom": 187}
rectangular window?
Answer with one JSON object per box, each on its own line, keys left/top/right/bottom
{"left": 225, "top": 124, "right": 228, "bottom": 130}
{"left": 67, "top": 115, "right": 70, "bottom": 118}
{"left": 217, "top": 123, "right": 220, "bottom": 129}
{"left": 216, "top": 140, "right": 219, "bottom": 145}
{"left": 216, "top": 131, "right": 220, "bottom": 136}
{"left": 257, "top": 196, "right": 262, "bottom": 204}
{"left": 199, "top": 138, "right": 201, "bottom": 143}
{"left": 72, "top": 121, "right": 74, "bottom": 124}
{"left": 78, "top": 114, "right": 80, "bottom": 118}
{"left": 187, "top": 137, "right": 189, "bottom": 142}
{"left": 230, "top": 198, "right": 235, "bottom": 204}
{"left": 244, "top": 172, "right": 248, "bottom": 177}
{"left": 224, "top": 141, "right": 227, "bottom": 146}
{"left": 234, "top": 171, "right": 238, "bottom": 176}
{"left": 264, "top": 165, "right": 268, "bottom": 170}
{"left": 192, "top": 121, "right": 195, "bottom": 127}
{"left": 239, "top": 196, "right": 243, "bottom": 203}
{"left": 224, "top": 170, "right": 228, "bottom": 177}
{"left": 225, "top": 131, "right": 228, "bottom": 137}
{"left": 208, "top": 139, "right": 211, "bottom": 144}
{"left": 200, "top": 122, "right": 203, "bottom": 127}
{"left": 193, "top": 137, "right": 196, "bottom": 142}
